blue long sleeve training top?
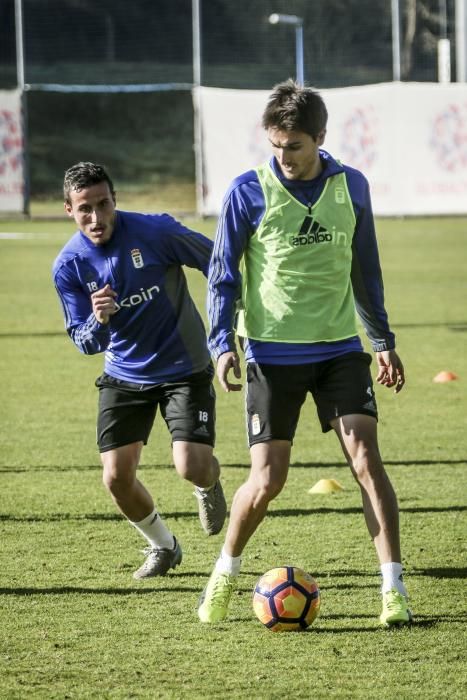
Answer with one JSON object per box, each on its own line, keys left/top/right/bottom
{"left": 53, "top": 210, "right": 212, "bottom": 383}
{"left": 208, "top": 150, "right": 395, "bottom": 364}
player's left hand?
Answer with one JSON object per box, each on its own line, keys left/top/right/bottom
{"left": 375, "top": 349, "right": 405, "bottom": 393}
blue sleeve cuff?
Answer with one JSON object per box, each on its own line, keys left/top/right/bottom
{"left": 371, "top": 338, "right": 395, "bottom": 352}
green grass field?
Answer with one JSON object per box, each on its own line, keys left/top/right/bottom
{"left": 0, "top": 214, "right": 466, "bottom": 699}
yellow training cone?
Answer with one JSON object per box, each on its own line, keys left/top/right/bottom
{"left": 308, "top": 478, "right": 344, "bottom": 494}
{"left": 433, "top": 370, "right": 458, "bottom": 383}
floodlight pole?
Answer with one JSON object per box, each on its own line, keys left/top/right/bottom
{"left": 192, "top": 0, "right": 205, "bottom": 216}
{"left": 456, "top": 0, "right": 466, "bottom": 82}
{"left": 438, "top": 0, "right": 451, "bottom": 82}
{"left": 391, "top": 0, "right": 401, "bottom": 81}
{"left": 15, "top": 0, "right": 25, "bottom": 89}
{"left": 269, "top": 13, "right": 304, "bottom": 85}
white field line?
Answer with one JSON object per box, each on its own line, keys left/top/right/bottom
{"left": 0, "top": 232, "right": 62, "bottom": 240}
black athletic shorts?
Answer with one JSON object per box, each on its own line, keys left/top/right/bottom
{"left": 95, "top": 364, "right": 216, "bottom": 452}
{"left": 245, "top": 351, "right": 378, "bottom": 446}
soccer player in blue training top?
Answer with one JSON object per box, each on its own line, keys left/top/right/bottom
{"left": 198, "top": 80, "right": 412, "bottom": 627}
{"left": 53, "top": 161, "right": 226, "bottom": 579}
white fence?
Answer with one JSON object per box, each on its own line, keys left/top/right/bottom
{"left": 196, "top": 82, "right": 467, "bottom": 217}
{"left": 2, "top": 83, "right": 467, "bottom": 216}
{"left": 0, "top": 90, "right": 24, "bottom": 214}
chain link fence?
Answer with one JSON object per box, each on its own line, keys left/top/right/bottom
{"left": 0, "top": 0, "right": 462, "bottom": 202}
{"left": 0, "top": 0, "right": 459, "bottom": 89}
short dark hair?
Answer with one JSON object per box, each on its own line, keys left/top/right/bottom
{"left": 262, "top": 79, "right": 328, "bottom": 140}
{"left": 63, "top": 162, "right": 115, "bottom": 204}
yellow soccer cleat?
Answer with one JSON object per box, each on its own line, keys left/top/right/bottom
{"left": 198, "top": 569, "right": 236, "bottom": 623}
{"left": 380, "top": 589, "right": 413, "bottom": 627}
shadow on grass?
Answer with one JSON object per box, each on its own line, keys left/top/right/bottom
{"left": 241, "top": 567, "right": 467, "bottom": 584}
{"left": 410, "top": 566, "right": 467, "bottom": 579}
{"left": 0, "top": 331, "right": 66, "bottom": 339}
{"left": 318, "top": 581, "right": 375, "bottom": 590}
{"left": 227, "top": 615, "right": 462, "bottom": 632}
{"left": 290, "top": 460, "right": 466, "bottom": 468}
{"left": 1, "top": 459, "right": 466, "bottom": 473}
{"left": 0, "top": 570, "right": 384, "bottom": 598}
{"left": 2, "top": 587, "right": 464, "bottom": 632}
{"left": 0, "top": 584, "right": 202, "bottom": 596}
{"left": 307, "top": 611, "right": 467, "bottom": 633}
{"left": 241, "top": 569, "right": 380, "bottom": 579}
{"left": 1, "top": 322, "right": 465, "bottom": 340}
{"left": 0, "top": 465, "right": 103, "bottom": 473}
{"left": 0, "top": 513, "right": 126, "bottom": 522}
{"left": 392, "top": 321, "right": 467, "bottom": 330}
{"left": 1, "top": 504, "right": 465, "bottom": 523}
{"left": 310, "top": 624, "right": 412, "bottom": 633}
{"left": 181, "top": 566, "right": 467, "bottom": 586}
{"left": 408, "top": 612, "right": 467, "bottom": 624}
{"left": 268, "top": 505, "right": 466, "bottom": 516}
{"left": 227, "top": 617, "right": 382, "bottom": 632}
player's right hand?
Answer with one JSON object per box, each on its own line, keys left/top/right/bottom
{"left": 216, "top": 351, "right": 242, "bottom": 392}
{"left": 91, "top": 284, "right": 118, "bottom": 325}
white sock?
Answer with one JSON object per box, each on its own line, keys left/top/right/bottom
{"left": 381, "top": 562, "right": 407, "bottom": 596}
{"left": 130, "top": 508, "right": 175, "bottom": 550}
{"left": 215, "top": 547, "right": 241, "bottom": 576}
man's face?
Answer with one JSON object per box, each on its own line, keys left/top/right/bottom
{"left": 267, "top": 127, "right": 325, "bottom": 180}
{"left": 64, "top": 181, "right": 116, "bottom": 246}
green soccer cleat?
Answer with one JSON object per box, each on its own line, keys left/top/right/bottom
{"left": 380, "top": 589, "right": 413, "bottom": 627}
{"left": 198, "top": 569, "right": 236, "bottom": 623}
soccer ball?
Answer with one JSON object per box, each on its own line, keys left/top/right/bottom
{"left": 253, "top": 566, "right": 320, "bottom": 631}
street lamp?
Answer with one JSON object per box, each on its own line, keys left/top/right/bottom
{"left": 269, "top": 13, "right": 304, "bottom": 85}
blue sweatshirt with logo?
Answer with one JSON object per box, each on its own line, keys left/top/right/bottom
{"left": 53, "top": 211, "right": 212, "bottom": 384}
{"left": 208, "top": 150, "right": 395, "bottom": 365}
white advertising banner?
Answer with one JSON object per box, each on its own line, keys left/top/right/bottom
{"left": 196, "top": 83, "right": 467, "bottom": 217}
{"left": 0, "top": 89, "right": 25, "bottom": 213}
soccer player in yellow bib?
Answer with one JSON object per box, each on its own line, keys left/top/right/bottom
{"left": 198, "top": 80, "right": 412, "bottom": 628}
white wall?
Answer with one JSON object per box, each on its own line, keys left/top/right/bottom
{"left": 195, "top": 82, "right": 467, "bottom": 217}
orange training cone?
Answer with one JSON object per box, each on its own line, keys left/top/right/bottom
{"left": 433, "top": 371, "right": 459, "bottom": 383}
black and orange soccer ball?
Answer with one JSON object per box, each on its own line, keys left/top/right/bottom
{"left": 253, "top": 566, "right": 320, "bottom": 631}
